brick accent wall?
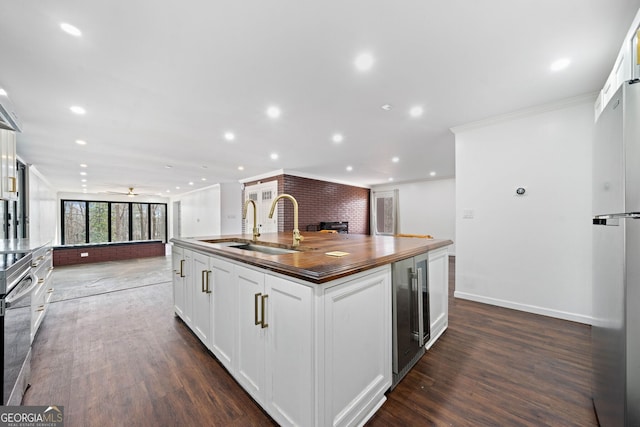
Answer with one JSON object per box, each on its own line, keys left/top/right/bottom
{"left": 53, "top": 241, "right": 166, "bottom": 266}
{"left": 243, "top": 174, "right": 370, "bottom": 234}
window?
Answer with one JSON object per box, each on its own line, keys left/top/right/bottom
{"left": 88, "top": 202, "right": 108, "bottom": 243}
{"left": 372, "top": 190, "right": 398, "bottom": 236}
{"left": 150, "top": 204, "right": 166, "bottom": 242}
{"left": 61, "top": 200, "right": 167, "bottom": 245}
{"left": 63, "top": 201, "right": 86, "bottom": 244}
{"left": 132, "top": 203, "right": 149, "bottom": 240}
{"left": 111, "top": 203, "right": 129, "bottom": 242}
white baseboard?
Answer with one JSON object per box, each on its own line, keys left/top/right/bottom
{"left": 454, "top": 291, "right": 593, "bottom": 325}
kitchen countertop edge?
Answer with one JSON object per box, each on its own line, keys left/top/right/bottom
{"left": 172, "top": 233, "right": 453, "bottom": 284}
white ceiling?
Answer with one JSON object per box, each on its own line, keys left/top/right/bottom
{"left": 1, "top": 0, "right": 639, "bottom": 196}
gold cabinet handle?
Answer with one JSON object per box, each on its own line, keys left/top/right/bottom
{"left": 254, "top": 293, "right": 261, "bottom": 325}
{"left": 8, "top": 177, "right": 16, "bottom": 193}
{"left": 47, "top": 289, "right": 54, "bottom": 293}
{"left": 38, "top": 278, "right": 45, "bottom": 284}
{"left": 261, "top": 294, "right": 269, "bottom": 329}
{"left": 179, "top": 259, "right": 185, "bottom": 278}
{"left": 206, "top": 270, "right": 212, "bottom": 294}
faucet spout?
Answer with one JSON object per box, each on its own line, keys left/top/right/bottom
{"left": 268, "top": 193, "right": 304, "bottom": 247}
{"left": 242, "top": 199, "right": 260, "bottom": 242}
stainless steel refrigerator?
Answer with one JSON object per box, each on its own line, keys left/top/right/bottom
{"left": 592, "top": 79, "right": 640, "bottom": 426}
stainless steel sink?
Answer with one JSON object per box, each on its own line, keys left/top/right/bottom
{"left": 231, "top": 243, "right": 298, "bottom": 255}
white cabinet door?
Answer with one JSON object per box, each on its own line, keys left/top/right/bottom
{"left": 182, "top": 250, "right": 194, "bottom": 327}
{"left": 426, "top": 246, "right": 449, "bottom": 349}
{"left": 264, "top": 275, "right": 314, "bottom": 427}
{"left": 0, "top": 130, "right": 17, "bottom": 200}
{"left": 323, "top": 268, "right": 392, "bottom": 427}
{"left": 209, "top": 256, "right": 236, "bottom": 371}
{"left": 171, "top": 246, "right": 187, "bottom": 320}
{"left": 192, "top": 251, "right": 212, "bottom": 347}
{"left": 235, "top": 264, "right": 266, "bottom": 403}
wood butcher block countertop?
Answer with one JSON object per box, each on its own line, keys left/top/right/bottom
{"left": 172, "top": 232, "right": 453, "bottom": 284}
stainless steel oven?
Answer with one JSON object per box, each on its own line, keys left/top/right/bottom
{"left": 0, "top": 251, "right": 34, "bottom": 405}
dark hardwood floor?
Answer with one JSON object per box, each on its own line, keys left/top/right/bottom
{"left": 23, "top": 256, "right": 596, "bottom": 426}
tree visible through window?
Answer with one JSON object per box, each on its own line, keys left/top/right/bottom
{"left": 63, "top": 201, "right": 86, "bottom": 244}
{"left": 89, "top": 202, "right": 108, "bottom": 243}
{"left": 132, "top": 203, "right": 149, "bottom": 240}
{"left": 111, "top": 203, "right": 129, "bottom": 242}
{"left": 61, "top": 200, "right": 167, "bottom": 245}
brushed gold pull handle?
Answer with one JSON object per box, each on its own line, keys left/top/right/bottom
{"left": 201, "top": 270, "right": 206, "bottom": 293}
{"left": 38, "top": 278, "right": 45, "bottom": 284}
{"left": 48, "top": 266, "right": 54, "bottom": 271}
{"left": 8, "top": 177, "right": 16, "bottom": 193}
{"left": 254, "top": 293, "right": 261, "bottom": 325}
{"left": 179, "top": 259, "right": 185, "bottom": 278}
{"left": 37, "top": 305, "right": 45, "bottom": 312}
{"left": 47, "top": 289, "right": 54, "bottom": 293}
{"left": 206, "top": 270, "right": 212, "bottom": 294}
{"left": 261, "top": 294, "right": 269, "bottom": 329}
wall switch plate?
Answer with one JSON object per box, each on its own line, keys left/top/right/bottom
{"left": 80, "top": 252, "right": 89, "bottom": 257}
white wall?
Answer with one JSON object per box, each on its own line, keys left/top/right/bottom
{"left": 453, "top": 96, "right": 594, "bottom": 324}
{"left": 170, "top": 183, "right": 242, "bottom": 238}
{"left": 28, "top": 165, "right": 57, "bottom": 245}
{"left": 372, "top": 178, "right": 456, "bottom": 254}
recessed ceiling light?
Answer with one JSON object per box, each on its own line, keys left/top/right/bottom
{"left": 80, "top": 163, "right": 87, "bottom": 168}
{"left": 188, "top": 181, "right": 194, "bottom": 186}
{"left": 381, "top": 104, "right": 392, "bottom": 111}
{"left": 165, "top": 165, "right": 172, "bottom": 169}
{"left": 388, "top": 177, "right": 394, "bottom": 182}
{"left": 201, "top": 178, "right": 207, "bottom": 181}
{"left": 346, "top": 165, "right": 353, "bottom": 172}
{"left": 266, "top": 106, "right": 281, "bottom": 119}
{"left": 80, "top": 171, "right": 87, "bottom": 176}
{"left": 81, "top": 184, "right": 87, "bottom": 188}
{"left": 238, "top": 165, "right": 244, "bottom": 171}
{"left": 70, "top": 105, "right": 86, "bottom": 115}
{"left": 550, "top": 58, "right": 571, "bottom": 71}
{"left": 354, "top": 52, "right": 374, "bottom": 71}
{"left": 409, "top": 106, "right": 424, "bottom": 117}
{"left": 60, "top": 22, "right": 82, "bottom": 37}
{"left": 332, "top": 133, "right": 344, "bottom": 143}
{"left": 81, "top": 179, "right": 87, "bottom": 183}
{"left": 392, "top": 156, "right": 399, "bottom": 163}
{"left": 0, "top": 88, "right": 7, "bottom": 97}
{"left": 75, "top": 139, "right": 87, "bottom": 145}
{"left": 270, "top": 153, "right": 279, "bottom": 160}
{"left": 430, "top": 171, "right": 436, "bottom": 177}
{"left": 166, "top": 189, "right": 171, "bottom": 193}
{"left": 176, "top": 186, "right": 181, "bottom": 190}
{"left": 224, "top": 132, "right": 235, "bottom": 141}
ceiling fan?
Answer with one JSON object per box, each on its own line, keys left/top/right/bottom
{"left": 102, "top": 187, "right": 149, "bottom": 197}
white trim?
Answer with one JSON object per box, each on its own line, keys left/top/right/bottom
{"left": 453, "top": 290, "right": 593, "bottom": 325}
{"left": 450, "top": 92, "right": 597, "bottom": 134}
{"left": 239, "top": 168, "right": 371, "bottom": 189}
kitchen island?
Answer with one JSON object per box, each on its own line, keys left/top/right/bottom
{"left": 171, "top": 232, "right": 452, "bottom": 427}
